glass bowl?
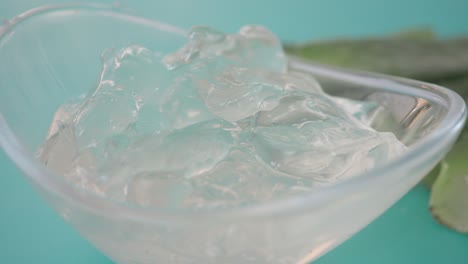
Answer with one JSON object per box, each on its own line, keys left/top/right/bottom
{"left": 0, "top": 4, "right": 466, "bottom": 264}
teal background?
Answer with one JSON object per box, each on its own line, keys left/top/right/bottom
{"left": 1, "top": 1, "right": 467, "bottom": 263}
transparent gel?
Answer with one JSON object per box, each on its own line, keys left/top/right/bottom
{"left": 38, "top": 25, "right": 406, "bottom": 209}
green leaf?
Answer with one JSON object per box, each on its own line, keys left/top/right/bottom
{"left": 430, "top": 131, "right": 468, "bottom": 233}
{"left": 392, "top": 28, "right": 435, "bottom": 40}
{"left": 284, "top": 33, "right": 468, "bottom": 82}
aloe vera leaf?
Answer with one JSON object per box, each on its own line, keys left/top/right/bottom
{"left": 284, "top": 35, "right": 468, "bottom": 82}
{"left": 430, "top": 130, "right": 468, "bottom": 233}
